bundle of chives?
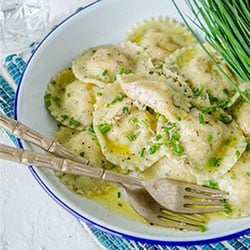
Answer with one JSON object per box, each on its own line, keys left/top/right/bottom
{"left": 172, "top": 0, "right": 250, "bottom": 103}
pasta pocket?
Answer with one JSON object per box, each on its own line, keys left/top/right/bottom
{"left": 72, "top": 45, "right": 134, "bottom": 87}
{"left": 93, "top": 83, "right": 165, "bottom": 171}
{"left": 230, "top": 99, "right": 250, "bottom": 137}
{"left": 164, "top": 45, "right": 238, "bottom": 107}
{"left": 218, "top": 149, "right": 250, "bottom": 218}
{"left": 157, "top": 112, "right": 246, "bottom": 182}
{"left": 126, "top": 17, "right": 196, "bottom": 66}
{"left": 45, "top": 68, "right": 99, "bottom": 130}
{"left": 117, "top": 73, "right": 192, "bottom": 122}
{"left": 54, "top": 126, "right": 115, "bottom": 197}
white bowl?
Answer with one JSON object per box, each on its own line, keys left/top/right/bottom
{"left": 15, "top": 0, "right": 250, "bottom": 245}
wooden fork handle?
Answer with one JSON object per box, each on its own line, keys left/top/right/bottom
{"left": 0, "top": 112, "right": 93, "bottom": 166}
{"left": 0, "top": 144, "right": 142, "bottom": 186}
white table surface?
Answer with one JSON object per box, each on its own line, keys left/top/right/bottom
{"left": 0, "top": 1, "right": 103, "bottom": 249}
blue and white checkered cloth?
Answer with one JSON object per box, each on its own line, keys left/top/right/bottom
{"left": 1, "top": 53, "right": 250, "bottom": 250}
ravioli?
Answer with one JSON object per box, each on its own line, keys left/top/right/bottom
{"left": 218, "top": 149, "right": 250, "bottom": 218}
{"left": 117, "top": 73, "right": 192, "bottom": 122}
{"left": 45, "top": 69, "right": 98, "bottom": 130}
{"left": 120, "top": 41, "right": 158, "bottom": 76}
{"left": 118, "top": 73, "right": 246, "bottom": 181}
{"left": 164, "top": 45, "right": 238, "bottom": 107}
{"left": 126, "top": 17, "right": 197, "bottom": 66}
{"left": 72, "top": 45, "right": 134, "bottom": 87}
{"left": 44, "top": 17, "right": 250, "bottom": 221}
{"left": 93, "top": 82, "right": 165, "bottom": 171}
{"left": 230, "top": 99, "right": 250, "bottom": 137}
{"left": 54, "top": 126, "right": 115, "bottom": 197}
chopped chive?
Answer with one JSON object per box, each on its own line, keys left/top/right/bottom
{"left": 60, "top": 114, "right": 69, "bottom": 121}
{"left": 201, "top": 106, "right": 217, "bottom": 114}
{"left": 88, "top": 124, "right": 96, "bottom": 137}
{"left": 122, "top": 106, "right": 129, "bottom": 113}
{"left": 155, "top": 134, "right": 162, "bottom": 141}
{"left": 141, "top": 119, "right": 149, "bottom": 128}
{"left": 223, "top": 88, "right": 230, "bottom": 95}
{"left": 119, "top": 67, "right": 125, "bottom": 75}
{"left": 172, "top": 132, "right": 180, "bottom": 141}
{"left": 149, "top": 143, "right": 160, "bottom": 154}
{"left": 235, "top": 150, "right": 241, "bottom": 159}
{"left": 111, "top": 93, "right": 125, "bottom": 104}
{"left": 198, "top": 113, "right": 205, "bottom": 125}
{"left": 50, "top": 79, "right": 56, "bottom": 85}
{"left": 163, "top": 123, "right": 175, "bottom": 133}
{"left": 224, "top": 202, "right": 233, "bottom": 214}
{"left": 246, "top": 142, "right": 250, "bottom": 151}
{"left": 98, "top": 123, "right": 111, "bottom": 134}
{"left": 67, "top": 92, "right": 71, "bottom": 98}
{"left": 246, "top": 172, "right": 250, "bottom": 177}
{"left": 102, "top": 69, "right": 108, "bottom": 76}
{"left": 79, "top": 151, "right": 85, "bottom": 157}
{"left": 117, "top": 191, "right": 121, "bottom": 198}
{"left": 200, "top": 225, "right": 207, "bottom": 232}
{"left": 204, "top": 180, "right": 219, "bottom": 190}
{"left": 127, "top": 134, "right": 137, "bottom": 142}
{"left": 173, "top": 142, "right": 183, "bottom": 155}
{"left": 44, "top": 93, "right": 52, "bottom": 108}
{"left": 192, "top": 86, "right": 203, "bottom": 96}
{"left": 140, "top": 148, "right": 145, "bottom": 157}
{"left": 207, "top": 134, "right": 213, "bottom": 143}
{"left": 69, "top": 117, "right": 81, "bottom": 127}
{"left": 97, "top": 92, "right": 103, "bottom": 96}
{"left": 219, "top": 100, "right": 229, "bottom": 109}
{"left": 53, "top": 96, "right": 61, "bottom": 106}
{"left": 220, "top": 114, "right": 232, "bottom": 124}
{"left": 130, "top": 117, "right": 138, "bottom": 124}
{"left": 208, "top": 157, "right": 220, "bottom": 167}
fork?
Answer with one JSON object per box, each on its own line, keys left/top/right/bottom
{"left": 0, "top": 142, "right": 206, "bottom": 230}
{"left": 0, "top": 113, "right": 227, "bottom": 215}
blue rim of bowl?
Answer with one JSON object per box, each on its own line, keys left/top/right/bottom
{"left": 14, "top": 0, "right": 250, "bottom": 246}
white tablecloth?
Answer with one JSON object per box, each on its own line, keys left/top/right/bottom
{"left": 0, "top": 1, "right": 102, "bottom": 249}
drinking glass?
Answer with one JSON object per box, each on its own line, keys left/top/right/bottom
{"left": 0, "top": 0, "right": 50, "bottom": 54}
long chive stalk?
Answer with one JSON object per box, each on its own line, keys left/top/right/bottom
{"left": 172, "top": 0, "right": 250, "bottom": 103}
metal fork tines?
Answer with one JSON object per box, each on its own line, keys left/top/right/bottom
{"left": 149, "top": 179, "right": 227, "bottom": 214}
{"left": 125, "top": 185, "right": 206, "bottom": 231}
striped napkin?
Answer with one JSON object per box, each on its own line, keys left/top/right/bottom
{"left": 0, "top": 52, "right": 249, "bottom": 250}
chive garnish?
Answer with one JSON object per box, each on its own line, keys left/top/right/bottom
{"left": 208, "top": 157, "right": 220, "bottom": 167}
{"left": 207, "top": 134, "right": 213, "bottom": 143}
{"left": 44, "top": 93, "right": 52, "bottom": 108}
{"left": 98, "top": 123, "right": 111, "bottom": 134}
{"left": 204, "top": 180, "right": 219, "bottom": 190}
{"left": 60, "top": 114, "right": 69, "bottom": 121}
{"left": 119, "top": 67, "right": 125, "bottom": 75}
{"left": 102, "top": 69, "right": 108, "bottom": 76}
{"left": 122, "top": 106, "right": 129, "bottom": 113}
{"left": 235, "top": 150, "right": 241, "bottom": 159}
{"left": 69, "top": 117, "right": 81, "bottom": 127}
{"left": 79, "top": 152, "right": 85, "bottom": 157}
{"left": 127, "top": 134, "right": 137, "bottom": 142}
{"left": 198, "top": 113, "right": 205, "bottom": 125}
{"left": 111, "top": 93, "right": 125, "bottom": 105}
{"left": 173, "top": 142, "right": 183, "bottom": 155}
{"left": 88, "top": 124, "right": 96, "bottom": 137}
{"left": 140, "top": 148, "right": 145, "bottom": 157}
{"left": 149, "top": 143, "right": 160, "bottom": 154}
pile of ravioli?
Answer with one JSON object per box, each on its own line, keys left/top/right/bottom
{"left": 44, "top": 17, "right": 250, "bottom": 219}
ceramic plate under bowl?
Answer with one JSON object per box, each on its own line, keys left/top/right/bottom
{"left": 15, "top": 0, "right": 250, "bottom": 245}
